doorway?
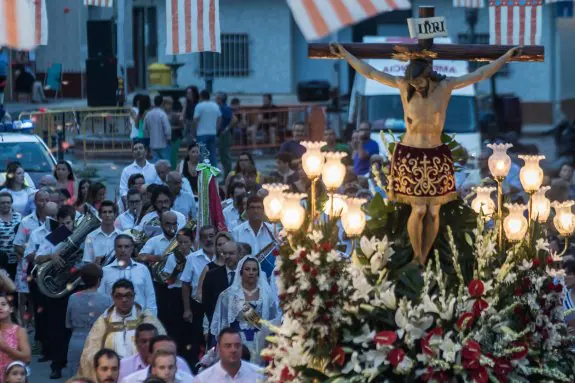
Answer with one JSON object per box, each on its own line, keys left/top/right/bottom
{"left": 132, "top": 6, "right": 157, "bottom": 89}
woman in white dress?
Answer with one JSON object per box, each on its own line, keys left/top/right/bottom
{"left": 210, "top": 256, "right": 280, "bottom": 364}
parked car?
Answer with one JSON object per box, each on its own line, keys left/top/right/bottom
{"left": 0, "top": 133, "right": 57, "bottom": 188}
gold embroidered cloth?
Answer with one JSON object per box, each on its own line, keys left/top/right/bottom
{"left": 388, "top": 143, "right": 457, "bottom": 205}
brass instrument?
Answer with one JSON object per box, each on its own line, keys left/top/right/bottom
{"left": 242, "top": 302, "right": 262, "bottom": 329}
{"left": 35, "top": 210, "right": 102, "bottom": 299}
{"left": 150, "top": 218, "right": 196, "bottom": 284}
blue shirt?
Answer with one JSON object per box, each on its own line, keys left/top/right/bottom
{"left": 353, "top": 139, "right": 379, "bottom": 176}
{"left": 219, "top": 103, "right": 233, "bottom": 134}
{"left": 279, "top": 140, "right": 306, "bottom": 158}
{"left": 0, "top": 51, "right": 7, "bottom": 77}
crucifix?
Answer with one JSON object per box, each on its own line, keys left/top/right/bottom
{"left": 309, "top": 6, "right": 544, "bottom": 266}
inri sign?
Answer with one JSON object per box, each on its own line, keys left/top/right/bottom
{"left": 407, "top": 16, "right": 449, "bottom": 40}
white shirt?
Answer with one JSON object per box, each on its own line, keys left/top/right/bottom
{"left": 137, "top": 210, "right": 186, "bottom": 233}
{"left": 0, "top": 188, "right": 35, "bottom": 215}
{"left": 23, "top": 221, "right": 51, "bottom": 258}
{"left": 13, "top": 212, "right": 44, "bottom": 247}
{"left": 120, "top": 160, "right": 160, "bottom": 197}
{"left": 231, "top": 221, "right": 274, "bottom": 257}
{"left": 173, "top": 190, "right": 197, "bottom": 220}
{"left": 193, "top": 100, "right": 221, "bottom": 136}
{"left": 115, "top": 210, "right": 137, "bottom": 232}
{"left": 83, "top": 227, "right": 122, "bottom": 263}
{"left": 119, "top": 353, "right": 192, "bottom": 382}
{"left": 121, "top": 366, "right": 194, "bottom": 383}
{"left": 180, "top": 249, "right": 214, "bottom": 298}
{"left": 139, "top": 233, "right": 172, "bottom": 256}
{"left": 99, "top": 259, "right": 158, "bottom": 315}
{"left": 162, "top": 250, "right": 193, "bottom": 289}
{"left": 223, "top": 205, "right": 241, "bottom": 232}
{"left": 193, "top": 361, "right": 264, "bottom": 383}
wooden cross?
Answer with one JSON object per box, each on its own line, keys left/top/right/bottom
{"left": 308, "top": 6, "right": 544, "bottom": 62}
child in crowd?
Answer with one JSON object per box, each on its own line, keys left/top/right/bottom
{"left": 3, "top": 361, "right": 27, "bottom": 383}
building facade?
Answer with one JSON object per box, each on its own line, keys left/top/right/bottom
{"left": 31, "top": 0, "right": 574, "bottom": 123}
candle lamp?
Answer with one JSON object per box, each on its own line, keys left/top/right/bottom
{"left": 518, "top": 154, "right": 545, "bottom": 231}
{"left": 503, "top": 203, "right": 529, "bottom": 242}
{"left": 531, "top": 186, "right": 551, "bottom": 223}
{"left": 471, "top": 186, "right": 496, "bottom": 219}
{"left": 342, "top": 198, "right": 368, "bottom": 238}
{"left": 552, "top": 201, "right": 575, "bottom": 257}
{"left": 301, "top": 141, "right": 326, "bottom": 228}
{"left": 280, "top": 193, "right": 307, "bottom": 233}
{"left": 487, "top": 143, "right": 513, "bottom": 249}
{"left": 262, "top": 183, "right": 289, "bottom": 236}
{"left": 324, "top": 194, "right": 348, "bottom": 218}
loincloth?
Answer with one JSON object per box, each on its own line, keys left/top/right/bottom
{"left": 388, "top": 143, "right": 457, "bottom": 205}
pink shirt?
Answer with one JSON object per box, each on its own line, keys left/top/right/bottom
{"left": 118, "top": 353, "right": 191, "bottom": 381}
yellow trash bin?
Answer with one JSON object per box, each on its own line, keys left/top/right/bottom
{"left": 148, "top": 63, "right": 171, "bottom": 86}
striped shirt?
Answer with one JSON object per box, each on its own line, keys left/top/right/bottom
{"left": 0, "top": 211, "right": 21, "bottom": 264}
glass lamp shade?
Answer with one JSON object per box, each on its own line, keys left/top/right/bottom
{"left": 531, "top": 186, "right": 551, "bottom": 223}
{"left": 262, "top": 183, "right": 289, "bottom": 222}
{"left": 341, "top": 198, "right": 367, "bottom": 238}
{"left": 301, "top": 141, "right": 326, "bottom": 179}
{"left": 321, "top": 152, "right": 348, "bottom": 191}
{"left": 487, "top": 143, "right": 513, "bottom": 179}
{"left": 471, "top": 186, "right": 496, "bottom": 218}
{"left": 552, "top": 201, "right": 575, "bottom": 237}
{"left": 324, "top": 194, "right": 348, "bottom": 217}
{"left": 503, "top": 203, "right": 528, "bottom": 242}
{"left": 280, "top": 193, "right": 307, "bottom": 232}
{"left": 518, "top": 154, "right": 545, "bottom": 193}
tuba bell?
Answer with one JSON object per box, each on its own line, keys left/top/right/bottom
{"left": 35, "top": 210, "right": 101, "bottom": 299}
{"left": 150, "top": 218, "right": 196, "bottom": 284}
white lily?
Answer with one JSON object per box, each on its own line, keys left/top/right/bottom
{"left": 518, "top": 259, "right": 533, "bottom": 271}
{"left": 379, "top": 284, "right": 397, "bottom": 310}
{"left": 360, "top": 236, "right": 378, "bottom": 258}
{"left": 370, "top": 251, "right": 386, "bottom": 272}
{"left": 395, "top": 304, "right": 433, "bottom": 345}
{"left": 342, "top": 352, "right": 362, "bottom": 374}
{"left": 535, "top": 238, "right": 550, "bottom": 253}
{"left": 439, "top": 334, "right": 461, "bottom": 363}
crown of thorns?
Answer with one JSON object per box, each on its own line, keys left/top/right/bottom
{"left": 391, "top": 45, "right": 437, "bottom": 62}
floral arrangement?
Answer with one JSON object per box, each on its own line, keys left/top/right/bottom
{"left": 263, "top": 198, "right": 575, "bottom": 383}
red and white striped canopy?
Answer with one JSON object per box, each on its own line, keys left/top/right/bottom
{"left": 166, "top": 0, "right": 221, "bottom": 54}
{"left": 0, "top": 0, "right": 47, "bottom": 50}
{"left": 84, "top": 0, "right": 114, "bottom": 7}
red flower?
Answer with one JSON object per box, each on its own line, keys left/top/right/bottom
{"left": 387, "top": 348, "right": 405, "bottom": 367}
{"left": 546, "top": 282, "right": 555, "bottom": 292}
{"left": 554, "top": 284, "right": 564, "bottom": 293}
{"left": 332, "top": 347, "right": 346, "bottom": 366}
{"left": 374, "top": 331, "right": 397, "bottom": 346}
{"left": 522, "top": 277, "right": 531, "bottom": 290}
{"left": 321, "top": 242, "right": 333, "bottom": 252}
{"left": 469, "top": 366, "right": 488, "bottom": 383}
{"left": 510, "top": 342, "right": 528, "bottom": 360}
{"left": 546, "top": 256, "right": 554, "bottom": 265}
{"left": 462, "top": 357, "right": 480, "bottom": 370}
{"left": 330, "top": 285, "right": 339, "bottom": 294}
{"left": 532, "top": 258, "right": 541, "bottom": 267}
{"left": 272, "top": 249, "right": 280, "bottom": 257}
{"left": 311, "top": 268, "right": 318, "bottom": 277}
{"left": 280, "top": 366, "right": 294, "bottom": 381}
{"left": 420, "top": 336, "right": 435, "bottom": 356}
{"left": 456, "top": 312, "right": 475, "bottom": 331}
{"left": 514, "top": 287, "right": 523, "bottom": 296}
{"left": 308, "top": 287, "right": 318, "bottom": 296}
{"left": 472, "top": 299, "right": 489, "bottom": 317}
{"left": 494, "top": 358, "right": 513, "bottom": 375}
{"left": 462, "top": 340, "right": 481, "bottom": 361}
{"left": 468, "top": 279, "right": 485, "bottom": 298}
{"left": 302, "top": 264, "right": 311, "bottom": 273}
{"left": 326, "top": 300, "right": 334, "bottom": 308}
{"left": 426, "top": 327, "right": 443, "bottom": 338}
{"left": 423, "top": 369, "right": 449, "bottom": 382}
{"left": 299, "top": 250, "right": 307, "bottom": 259}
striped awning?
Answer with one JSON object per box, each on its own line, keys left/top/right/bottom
{"left": 0, "top": 0, "right": 48, "bottom": 50}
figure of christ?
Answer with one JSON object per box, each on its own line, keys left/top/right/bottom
{"left": 330, "top": 42, "right": 522, "bottom": 265}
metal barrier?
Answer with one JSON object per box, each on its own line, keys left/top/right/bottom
{"left": 81, "top": 113, "right": 132, "bottom": 165}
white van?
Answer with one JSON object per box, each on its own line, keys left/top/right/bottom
{"left": 348, "top": 36, "right": 481, "bottom": 161}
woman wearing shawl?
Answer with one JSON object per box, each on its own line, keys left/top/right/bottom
{"left": 210, "top": 256, "right": 280, "bottom": 364}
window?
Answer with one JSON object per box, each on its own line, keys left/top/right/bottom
{"left": 0, "top": 142, "right": 54, "bottom": 172}
{"left": 457, "top": 33, "right": 509, "bottom": 77}
{"left": 199, "top": 34, "right": 250, "bottom": 77}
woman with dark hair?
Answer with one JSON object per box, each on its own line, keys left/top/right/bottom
{"left": 86, "top": 182, "right": 107, "bottom": 213}
{"left": 54, "top": 160, "right": 76, "bottom": 204}
{"left": 181, "top": 86, "right": 199, "bottom": 142}
{"left": 136, "top": 95, "right": 152, "bottom": 148}
{"left": 0, "top": 162, "right": 35, "bottom": 215}
{"left": 65, "top": 264, "right": 112, "bottom": 377}
{"left": 176, "top": 143, "right": 200, "bottom": 197}
{"left": 224, "top": 152, "right": 262, "bottom": 192}
{"left": 74, "top": 179, "right": 92, "bottom": 214}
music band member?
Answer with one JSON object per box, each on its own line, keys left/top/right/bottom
{"left": 136, "top": 186, "right": 186, "bottom": 235}
{"left": 93, "top": 348, "right": 121, "bottom": 383}
{"left": 160, "top": 228, "right": 194, "bottom": 358}
{"left": 166, "top": 171, "right": 196, "bottom": 221}
{"left": 98, "top": 235, "right": 157, "bottom": 315}
{"left": 79, "top": 279, "right": 165, "bottom": 380}
{"left": 34, "top": 205, "right": 78, "bottom": 379}
{"left": 115, "top": 190, "right": 142, "bottom": 232}
{"left": 138, "top": 212, "right": 178, "bottom": 264}
{"left": 84, "top": 201, "right": 122, "bottom": 266}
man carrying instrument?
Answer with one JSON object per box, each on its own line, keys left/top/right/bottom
{"left": 34, "top": 205, "right": 79, "bottom": 379}
{"left": 84, "top": 201, "right": 123, "bottom": 266}
{"left": 79, "top": 278, "right": 165, "bottom": 381}
{"left": 99, "top": 235, "right": 157, "bottom": 315}
{"left": 136, "top": 186, "right": 186, "bottom": 237}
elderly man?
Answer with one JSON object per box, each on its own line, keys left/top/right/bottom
{"left": 80, "top": 278, "right": 165, "bottom": 380}
{"left": 155, "top": 160, "right": 193, "bottom": 195}
{"left": 166, "top": 172, "right": 196, "bottom": 221}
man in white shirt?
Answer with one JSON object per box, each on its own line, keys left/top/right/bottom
{"left": 181, "top": 225, "right": 216, "bottom": 367}
{"left": 166, "top": 171, "right": 196, "bottom": 220}
{"left": 115, "top": 189, "right": 142, "bottom": 232}
{"left": 193, "top": 328, "right": 264, "bottom": 382}
{"left": 119, "top": 326, "right": 192, "bottom": 381}
{"left": 13, "top": 188, "right": 50, "bottom": 257}
{"left": 231, "top": 195, "right": 274, "bottom": 257}
{"left": 121, "top": 349, "right": 193, "bottom": 383}
{"left": 155, "top": 160, "right": 193, "bottom": 195}
{"left": 99, "top": 235, "right": 158, "bottom": 315}
{"left": 94, "top": 348, "right": 121, "bottom": 383}
{"left": 138, "top": 211, "right": 178, "bottom": 264}
{"left": 193, "top": 90, "right": 221, "bottom": 167}
{"left": 137, "top": 185, "right": 186, "bottom": 235}
{"left": 84, "top": 201, "right": 123, "bottom": 265}
{"left": 120, "top": 142, "right": 160, "bottom": 207}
